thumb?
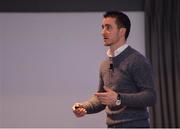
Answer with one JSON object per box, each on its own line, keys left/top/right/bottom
{"left": 103, "top": 86, "right": 112, "bottom": 92}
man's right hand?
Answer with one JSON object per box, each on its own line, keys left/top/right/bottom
{"left": 72, "top": 103, "right": 87, "bottom": 117}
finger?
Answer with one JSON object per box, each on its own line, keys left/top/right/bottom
{"left": 103, "top": 86, "right": 112, "bottom": 92}
{"left": 77, "top": 109, "right": 87, "bottom": 116}
{"left": 74, "top": 108, "right": 83, "bottom": 115}
{"left": 75, "top": 106, "right": 87, "bottom": 113}
{"left": 75, "top": 111, "right": 84, "bottom": 117}
{"left": 72, "top": 105, "right": 76, "bottom": 111}
{"left": 96, "top": 95, "right": 108, "bottom": 103}
{"left": 72, "top": 103, "right": 83, "bottom": 111}
{"left": 72, "top": 104, "right": 78, "bottom": 110}
{"left": 80, "top": 108, "right": 87, "bottom": 114}
{"left": 94, "top": 92, "right": 107, "bottom": 97}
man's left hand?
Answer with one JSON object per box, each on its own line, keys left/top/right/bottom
{"left": 95, "top": 86, "right": 118, "bottom": 106}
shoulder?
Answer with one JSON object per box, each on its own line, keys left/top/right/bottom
{"left": 128, "top": 47, "right": 151, "bottom": 65}
{"left": 126, "top": 47, "right": 152, "bottom": 72}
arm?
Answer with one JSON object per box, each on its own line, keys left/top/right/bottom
{"left": 72, "top": 67, "right": 106, "bottom": 116}
{"left": 120, "top": 57, "right": 156, "bottom": 107}
{"left": 82, "top": 95, "right": 106, "bottom": 114}
{"left": 82, "top": 69, "right": 106, "bottom": 114}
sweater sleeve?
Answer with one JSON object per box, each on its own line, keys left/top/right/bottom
{"left": 82, "top": 95, "right": 106, "bottom": 114}
{"left": 120, "top": 56, "right": 156, "bottom": 107}
{"left": 81, "top": 66, "right": 106, "bottom": 114}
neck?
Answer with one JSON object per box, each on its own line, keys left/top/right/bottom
{"left": 109, "top": 38, "right": 126, "bottom": 55}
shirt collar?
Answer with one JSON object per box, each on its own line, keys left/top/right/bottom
{"left": 107, "top": 44, "right": 129, "bottom": 57}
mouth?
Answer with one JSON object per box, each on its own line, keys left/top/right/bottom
{"left": 103, "top": 37, "right": 108, "bottom": 40}
{"left": 103, "top": 38, "right": 109, "bottom": 44}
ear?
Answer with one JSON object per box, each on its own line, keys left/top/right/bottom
{"left": 119, "top": 28, "right": 126, "bottom": 37}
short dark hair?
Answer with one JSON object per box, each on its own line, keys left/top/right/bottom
{"left": 103, "top": 11, "right": 131, "bottom": 40}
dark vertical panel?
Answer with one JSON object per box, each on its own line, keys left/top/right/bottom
{"left": 0, "top": 0, "right": 144, "bottom": 12}
{"left": 145, "top": 0, "right": 180, "bottom": 127}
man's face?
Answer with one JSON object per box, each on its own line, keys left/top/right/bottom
{"left": 101, "top": 17, "right": 121, "bottom": 46}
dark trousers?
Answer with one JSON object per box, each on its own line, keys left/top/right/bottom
{"left": 107, "top": 119, "right": 150, "bottom": 128}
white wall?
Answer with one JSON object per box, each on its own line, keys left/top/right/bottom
{"left": 0, "top": 12, "right": 145, "bottom": 128}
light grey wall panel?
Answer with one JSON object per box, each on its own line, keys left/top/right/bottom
{"left": 0, "top": 12, "right": 144, "bottom": 127}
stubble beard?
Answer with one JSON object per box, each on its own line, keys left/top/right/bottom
{"left": 104, "top": 42, "right": 113, "bottom": 46}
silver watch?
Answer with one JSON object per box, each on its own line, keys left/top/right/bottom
{"left": 115, "top": 93, "right": 121, "bottom": 106}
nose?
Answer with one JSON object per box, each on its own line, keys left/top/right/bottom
{"left": 101, "top": 28, "right": 106, "bottom": 35}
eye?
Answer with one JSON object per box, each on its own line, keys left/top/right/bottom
{"left": 106, "top": 25, "right": 112, "bottom": 31}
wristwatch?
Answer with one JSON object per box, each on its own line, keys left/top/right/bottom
{"left": 115, "top": 93, "right": 121, "bottom": 106}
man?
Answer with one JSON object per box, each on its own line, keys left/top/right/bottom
{"left": 72, "top": 11, "right": 156, "bottom": 128}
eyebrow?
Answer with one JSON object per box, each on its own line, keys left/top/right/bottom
{"left": 102, "top": 24, "right": 112, "bottom": 28}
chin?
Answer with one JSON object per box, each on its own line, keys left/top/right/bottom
{"left": 104, "top": 42, "right": 111, "bottom": 46}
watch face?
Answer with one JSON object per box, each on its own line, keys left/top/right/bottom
{"left": 116, "top": 100, "right": 121, "bottom": 106}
